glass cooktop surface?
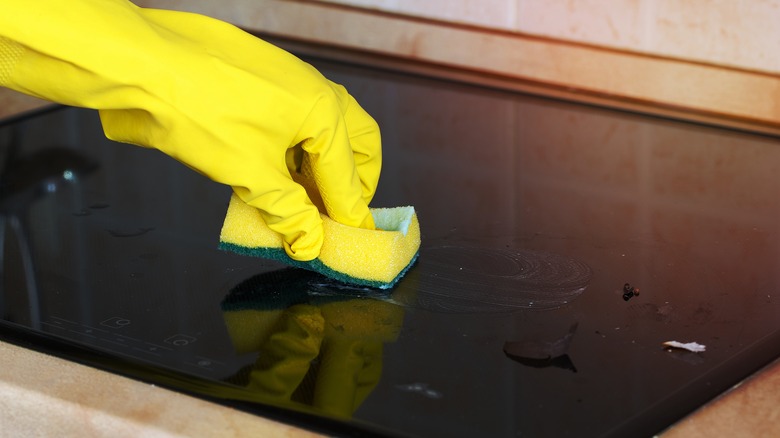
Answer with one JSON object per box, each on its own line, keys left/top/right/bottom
{"left": 1, "top": 54, "right": 780, "bottom": 437}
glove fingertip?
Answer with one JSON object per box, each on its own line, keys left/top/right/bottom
{"left": 282, "top": 221, "right": 324, "bottom": 262}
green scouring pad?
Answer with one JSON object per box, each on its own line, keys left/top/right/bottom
{"left": 218, "top": 194, "right": 421, "bottom": 289}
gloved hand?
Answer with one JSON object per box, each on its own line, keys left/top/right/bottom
{"left": 0, "top": 0, "right": 381, "bottom": 261}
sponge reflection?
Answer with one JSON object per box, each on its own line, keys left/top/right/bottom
{"left": 220, "top": 268, "right": 404, "bottom": 418}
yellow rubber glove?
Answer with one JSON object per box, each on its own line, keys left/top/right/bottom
{"left": 0, "top": 0, "right": 381, "bottom": 261}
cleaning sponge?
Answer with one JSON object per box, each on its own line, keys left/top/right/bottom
{"left": 219, "top": 194, "right": 421, "bottom": 289}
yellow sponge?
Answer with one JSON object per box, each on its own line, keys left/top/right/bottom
{"left": 219, "top": 194, "right": 421, "bottom": 289}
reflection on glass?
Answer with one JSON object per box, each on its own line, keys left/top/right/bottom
{"left": 0, "top": 124, "right": 97, "bottom": 327}
{"left": 220, "top": 268, "right": 404, "bottom": 418}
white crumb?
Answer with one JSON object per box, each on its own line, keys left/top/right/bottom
{"left": 663, "top": 341, "right": 706, "bottom": 353}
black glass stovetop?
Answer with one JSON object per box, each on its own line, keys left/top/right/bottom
{"left": 1, "top": 53, "right": 780, "bottom": 438}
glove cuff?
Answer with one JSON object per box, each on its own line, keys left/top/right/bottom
{"left": 0, "top": 37, "right": 25, "bottom": 87}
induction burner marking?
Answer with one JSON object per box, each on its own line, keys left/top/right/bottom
{"left": 100, "top": 316, "right": 132, "bottom": 328}
{"left": 392, "top": 246, "right": 592, "bottom": 313}
{"left": 165, "top": 334, "right": 198, "bottom": 347}
{"left": 44, "top": 316, "right": 180, "bottom": 356}
{"left": 41, "top": 316, "right": 228, "bottom": 375}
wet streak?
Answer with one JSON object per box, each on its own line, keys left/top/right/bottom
{"left": 391, "top": 246, "right": 592, "bottom": 313}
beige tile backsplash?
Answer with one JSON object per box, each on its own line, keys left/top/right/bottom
{"left": 131, "top": 0, "right": 780, "bottom": 72}
{"left": 395, "top": 0, "right": 517, "bottom": 30}
{"left": 317, "top": 0, "right": 780, "bottom": 74}
{"left": 133, "top": 0, "right": 780, "bottom": 74}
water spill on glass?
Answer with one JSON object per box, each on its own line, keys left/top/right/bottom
{"left": 389, "top": 245, "right": 592, "bottom": 313}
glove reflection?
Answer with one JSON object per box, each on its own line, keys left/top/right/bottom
{"left": 221, "top": 268, "right": 404, "bottom": 418}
